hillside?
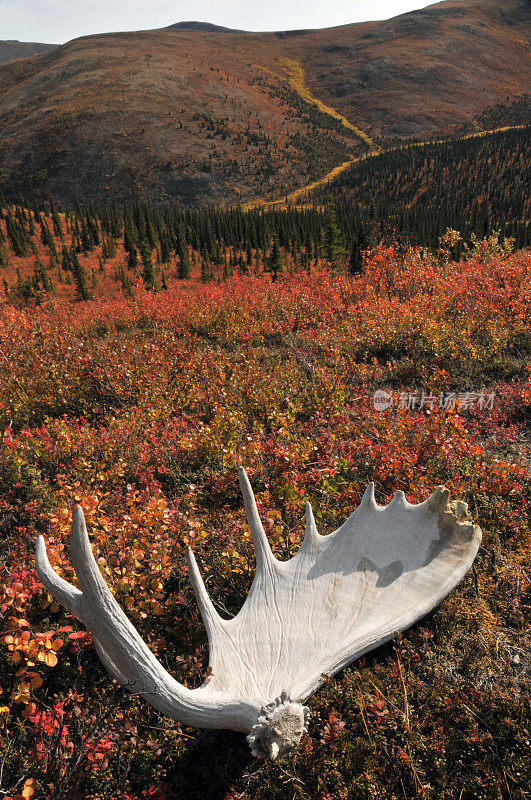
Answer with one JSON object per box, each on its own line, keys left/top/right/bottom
{"left": 0, "top": 39, "right": 56, "bottom": 64}
{"left": 166, "top": 21, "right": 243, "bottom": 33}
{"left": 0, "top": 0, "right": 528, "bottom": 206}
{"left": 312, "top": 125, "right": 530, "bottom": 247}
{"left": 292, "top": 0, "right": 530, "bottom": 142}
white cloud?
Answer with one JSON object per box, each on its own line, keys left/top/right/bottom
{"left": 0, "top": 0, "right": 438, "bottom": 43}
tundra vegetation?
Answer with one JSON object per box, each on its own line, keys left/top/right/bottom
{"left": 0, "top": 204, "right": 529, "bottom": 800}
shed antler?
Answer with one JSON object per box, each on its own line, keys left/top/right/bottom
{"left": 36, "top": 467, "right": 481, "bottom": 760}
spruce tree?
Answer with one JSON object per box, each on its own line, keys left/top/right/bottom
{"left": 266, "top": 235, "right": 282, "bottom": 282}
{"left": 128, "top": 246, "right": 139, "bottom": 271}
{"left": 177, "top": 242, "right": 191, "bottom": 279}
{"left": 70, "top": 248, "right": 92, "bottom": 301}
{"left": 159, "top": 233, "right": 171, "bottom": 264}
{"left": 6, "top": 212, "right": 29, "bottom": 256}
{"left": 139, "top": 239, "right": 157, "bottom": 291}
{"left": 324, "top": 206, "right": 346, "bottom": 270}
{"left": 50, "top": 204, "right": 63, "bottom": 239}
{"left": 201, "top": 253, "right": 212, "bottom": 283}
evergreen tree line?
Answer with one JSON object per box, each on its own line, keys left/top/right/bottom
{"left": 1, "top": 124, "right": 529, "bottom": 284}
{"left": 0, "top": 138, "right": 528, "bottom": 303}
{"left": 314, "top": 125, "right": 530, "bottom": 250}
{"left": 0, "top": 200, "right": 380, "bottom": 286}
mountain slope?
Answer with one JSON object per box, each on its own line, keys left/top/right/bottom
{"left": 0, "top": 0, "right": 528, "bottom": 206}
{"left": 0, "top": 28, "right": 369, "bottom": 205}
{"left": 314, "top": 125, "right": 530, "bottom": 247}
{"left": 293, "top": 0, "right": 530, "bottom": 140}
{"left": 166, "top": 21, "right": 243, "bottom": 33}
{"left": 0, "top": 40, "right": 57, "bottom": 64}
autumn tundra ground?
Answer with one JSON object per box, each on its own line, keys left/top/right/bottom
{"left": 0, "top": 241, "right": 529, "bottom": 799}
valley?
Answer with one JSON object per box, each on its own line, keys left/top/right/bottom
{"left": 0, "top": 0, "right": 528, "bottom": 206}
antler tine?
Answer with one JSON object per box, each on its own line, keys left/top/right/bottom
{"left": 35, "top": 535, "right": 82, "bottom": 614}
{"left": 69, "top": 505, "right": 109, "bottom": 597}
{"left": 36, "top": 506, "right": 108, "bottom": 612}
{"left": 358, "top": 482, "right": 377, "bottom": 511}
{"left": 186, "top": 547, "right": 224, "bottom": 639}
{"left": 93, "top": 638, "right": 130, "bottom": 686}
{"left": 303, "top": 501, "right": 320, "bottom": 547}
{"left": 35, "top": 503, "right": 263, "bottom": 734}
{"left": 238, "top": 467, "right": 275, "bottom": 568}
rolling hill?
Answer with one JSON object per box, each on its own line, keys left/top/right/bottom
{"left": 0, "top": 0, "right": 528, "bottom": 206}
{"left": 166, "top": 21, "right": 243, "bottom": 33}
{"left": 0, "top": 39, "right": 57, "bottom": 64}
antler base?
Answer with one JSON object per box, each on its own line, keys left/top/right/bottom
{"left": 246, "top": 691, "right": 310, "bottom": 760}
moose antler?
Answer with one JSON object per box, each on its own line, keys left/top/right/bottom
{"left": 36, "top": 468, "right": 481, "bottom": 759}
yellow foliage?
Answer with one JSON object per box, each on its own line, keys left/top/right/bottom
{"left": 281, "top": 58, "right": 376, "bottom": 147}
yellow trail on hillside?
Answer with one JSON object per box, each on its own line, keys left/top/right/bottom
{"left": 243, "top": 154, "right": 372, "bottom": 211}
{"left": 242, "top": 59, "right": 527, "bottom": 211}
{"left": 281, "top": 58, "right": 377, "bottom": 149}
{"left": 242, "top": 59, "right": 379, "bottom": 211}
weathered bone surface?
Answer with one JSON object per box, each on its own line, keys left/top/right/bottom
{"left": 35, "top": 467, "right": 481, "bottom": 759}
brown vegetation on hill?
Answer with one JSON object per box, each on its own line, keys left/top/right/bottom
{"left": 0, "top": 0, "right": 528, "bottom": 206}
{"left": 294, "top": 0, "right": 529, "bottom": 141}
{"left": 0, "top": 40, "right": 57, "bottom": 65}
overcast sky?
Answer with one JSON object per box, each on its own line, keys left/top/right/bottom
{"left": 1, "top": 0, "right": 441, "bottom": 44}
